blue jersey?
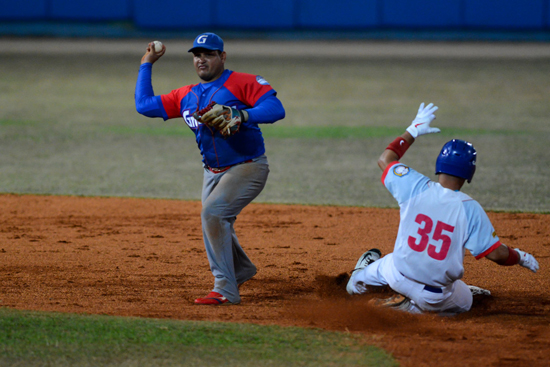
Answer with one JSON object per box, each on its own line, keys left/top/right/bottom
{"left": 135, "top": 65, "right": 285, "bottom": 168}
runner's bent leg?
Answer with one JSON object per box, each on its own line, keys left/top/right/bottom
{"left": 349, "top": 254, "right": 390, "bottom": 294}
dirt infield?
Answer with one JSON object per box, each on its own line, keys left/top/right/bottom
{"left": 1, "top": 194, "right": 549, "bottom": 366}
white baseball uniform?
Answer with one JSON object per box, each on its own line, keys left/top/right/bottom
{"left": 350, "top": 162, "right": 502, "bottom": 314}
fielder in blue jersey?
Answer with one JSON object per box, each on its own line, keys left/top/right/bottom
{"left": 135, "top": 33, "right": 285, "bottom": 305}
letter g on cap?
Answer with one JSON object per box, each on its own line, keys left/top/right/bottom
{"left": 197, "top": 35, "right": 208, "bottom": 44}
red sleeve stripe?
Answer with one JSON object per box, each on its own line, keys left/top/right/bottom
{"left": 475, "top": 240, "right": 502, "bottom": 260}
{"left": 160, "top": 94, "right": 181, "bottom": 118}
{"left": 160, "top": 85, "right": 196, "bottom": 119}
{"left": 381, "top": 161, "right": 400, "bottom": 185}
{"left": 225, "top": 72, "right": 273, "bottom": 107}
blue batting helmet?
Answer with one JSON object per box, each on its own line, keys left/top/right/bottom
{"left": 435, "top": 139, "right": 477, "bottom": 183}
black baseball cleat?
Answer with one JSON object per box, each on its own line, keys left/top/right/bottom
{"left": 346, "top": 249, "right": 382, "bottom": 295}
{"left": 352, "top": 248, "right": 382, "bottom": 273}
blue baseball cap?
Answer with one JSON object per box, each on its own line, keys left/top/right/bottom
{"left": 188, "top": 33, "right": 224, "bottom": 53}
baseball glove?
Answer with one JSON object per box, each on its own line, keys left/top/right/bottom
{"left": 193, "top": 102, "right": 247, "bottom": 137}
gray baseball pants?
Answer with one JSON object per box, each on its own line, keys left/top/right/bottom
{"left": 201, "top": 155, "right": 269, "bottom": 304}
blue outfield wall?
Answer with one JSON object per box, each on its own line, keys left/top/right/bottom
{"left": 1, "top": 0, "right": 549, "bottom": 30}
{"left": 381, "top": 0, "right": 463, "bottom": 28}
{"left": 0, "top": 0, "right": 48, "bottom": 19}
{"left": 49, "top": 0, "right": 132, "bottom": 21}
{"left": 214, "top": 0, "right": 295, "bottom": 29}
{"left": 296, "top": 0, "right": 379, "bottom": 28}
{"left": 464, "top": 0, "right": 547, "bottom": 29}
{"left": 133, "top": 0, "right": 216, "bottom": 29}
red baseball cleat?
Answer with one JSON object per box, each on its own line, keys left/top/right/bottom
{"left": 194, "top": 291, "right": 231, "bottom": 305}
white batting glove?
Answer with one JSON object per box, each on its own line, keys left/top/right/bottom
{"left": 406, "top": 102, "right": 440, "bottom": 138}
{"left": 515, "top": 248, "right": 539, "bottom": 273}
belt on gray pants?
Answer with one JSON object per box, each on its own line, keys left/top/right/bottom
{"left": 205, "top": 159, "right": 253, "bottom": 174}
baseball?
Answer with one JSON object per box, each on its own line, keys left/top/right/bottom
{"left": 152, "top": 40, "right": 163, "bottom": 53}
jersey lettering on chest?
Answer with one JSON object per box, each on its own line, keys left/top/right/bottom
{"left": 183, "top": 109, "right": 199, "bottom": 129}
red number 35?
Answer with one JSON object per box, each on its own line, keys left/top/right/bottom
{"left": 408, "top": 214, "right": 455, "bottom": 260}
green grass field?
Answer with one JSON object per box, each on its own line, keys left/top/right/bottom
{"left": 0, "top": 308, "right": 397, "bottom": 367}
{"left": 1, "top": 51, "right": 549, "bottom": 210}
{"left": 1, "top": 41, "right": 549, "bottom": 365}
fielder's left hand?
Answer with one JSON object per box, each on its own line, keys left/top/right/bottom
{"left": 194, "top": 102, "right": 248, "bottom": 137}
{"left": 406, "top": 102, "right": 440, "bottom": 138}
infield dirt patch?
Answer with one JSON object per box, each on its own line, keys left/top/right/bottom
{"left": 1, "top": 194, "right": 549, "bottom": 366}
